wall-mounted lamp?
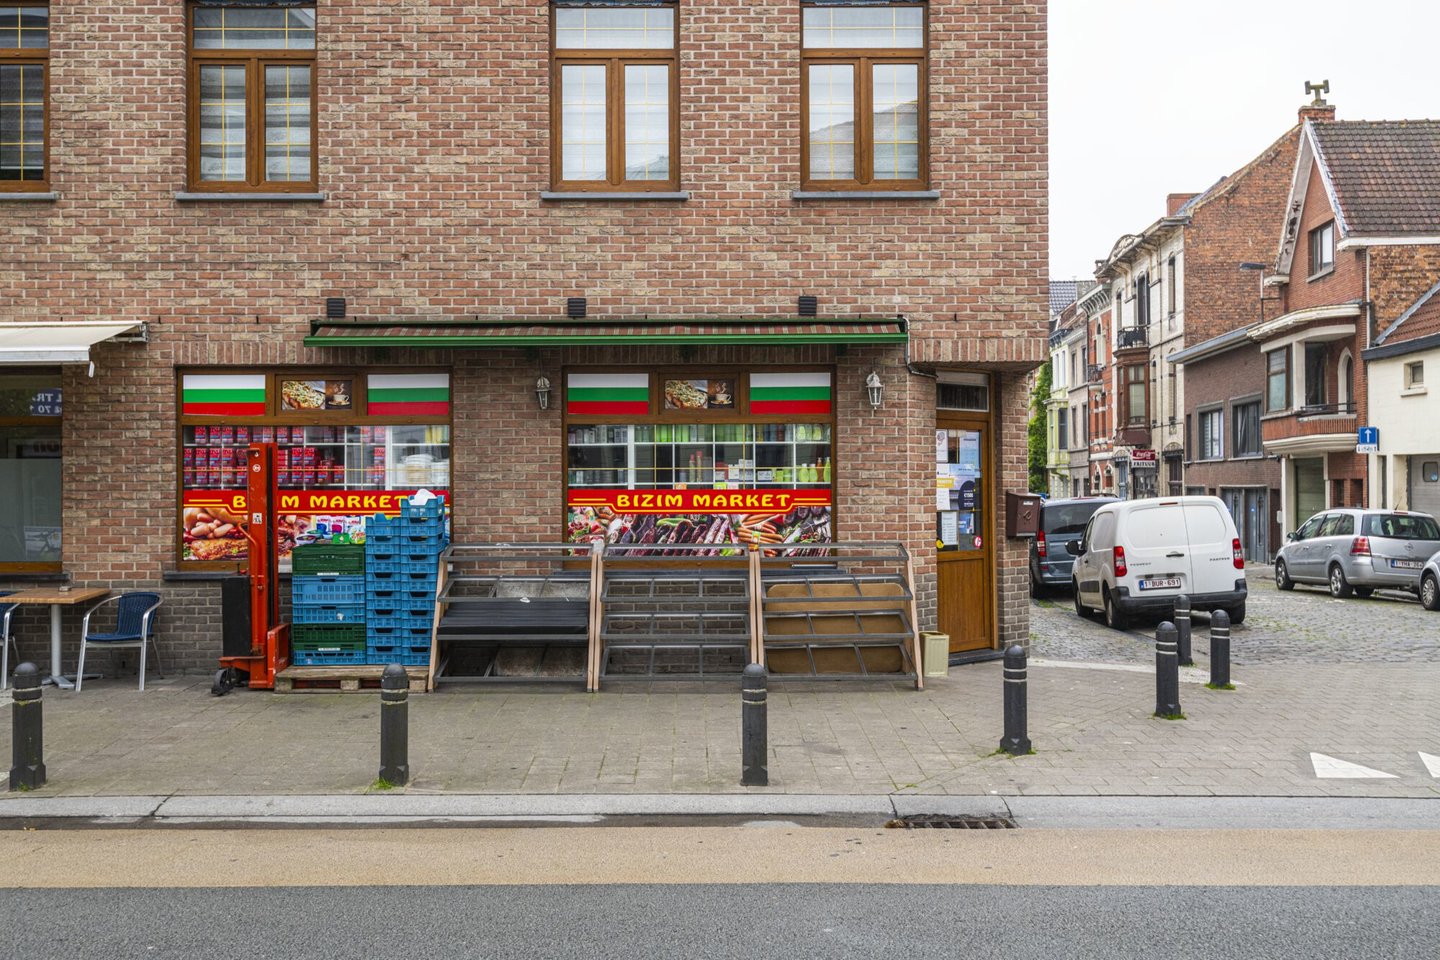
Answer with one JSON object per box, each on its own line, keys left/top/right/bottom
{"left": 535, "top": 376, "right": 552, "bottom": 411}
{"left": 865, "top": 371, "right": 883, "bottom": 410}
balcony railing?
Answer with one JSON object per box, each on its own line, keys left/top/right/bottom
{"left": 1296, "top": 401, "right": 1357, "bottom": 418}
{"left": 1086, "top": 363, "right": 1104, "bottom": 383}
{"left": 1116, "top": 327, "right": 1148, "bottom": 350}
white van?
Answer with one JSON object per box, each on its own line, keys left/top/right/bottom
{"left": 1066, "top": 496, "right": 1248, "bottom": 630}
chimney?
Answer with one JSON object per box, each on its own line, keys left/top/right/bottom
{"left": 1299, "top": 79, "right": 1336, "bottom": 123}
{"left": 1167, "top": 193, "right": 1199, "bottom": 217}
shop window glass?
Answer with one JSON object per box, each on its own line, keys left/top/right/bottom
{"left": 564, "top": 371, "right": 834, "bottom": 554}
{"left": 178, "top": 369, "right": 451, "bottom": 566}
{"left": 0, "top": 372, "right": 61, "bottom": 568}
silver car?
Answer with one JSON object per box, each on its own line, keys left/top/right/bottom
{"left": 1274, "top": 509, "right": 1440, "bottom": 598}
{"left": 1420, "top": 549, "right": 1440, "bottom": 610}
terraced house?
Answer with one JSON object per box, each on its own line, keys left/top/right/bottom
{"left": 0, "top": 2, "right": 1045, "bottom": 687}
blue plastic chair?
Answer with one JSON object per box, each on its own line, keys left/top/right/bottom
{"left": 0, "top": 592, "right": 16, "bottom": 692}
{"left": 76, "top": 592, "right": 163, "bottom": 692}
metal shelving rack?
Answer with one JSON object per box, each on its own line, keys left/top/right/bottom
{"left": 755, "top": 542, "right": 923, "bottom": 688}
{"left": 598, "top": 544, "right": 752, "bottom": 681}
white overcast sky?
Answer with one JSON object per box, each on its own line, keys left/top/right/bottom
{"left": 1049, "top": 0, "right": 1440, "bottom": 280}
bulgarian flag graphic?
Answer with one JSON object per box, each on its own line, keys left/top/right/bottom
{"left": 367, "top": 373, "right": 451, "bottom": 417}
{"left": 750, "top": 372, "right": 832, "bottom": 415}
{"left": 181, "top": 374, "right": 267, "bottom": 417}
{"left": 567, "top": 372, "right": 650, "bottom": 416}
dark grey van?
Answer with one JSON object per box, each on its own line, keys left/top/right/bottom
{"left": 1029, "top": 497, "right": 1119, "bottom": 596}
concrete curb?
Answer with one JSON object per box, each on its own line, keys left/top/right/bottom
{"left": 1, "top": 793, "right": 1436, "bottom": 828}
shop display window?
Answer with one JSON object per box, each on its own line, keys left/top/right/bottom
{"left": 0, "top": 371, "right": 62, "bottom": 570}
{"left": 564, "top": 369, "right": 835, "bottom": 554}
{"left": 177, "top": 369, "right": 450, "bottom": 566}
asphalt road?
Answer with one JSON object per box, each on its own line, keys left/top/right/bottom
{"left": 5, "top": 883, "right": 1435, "bottom": 959}
{"left": 4, "top": 824, "right": 1439, "bottom": 958}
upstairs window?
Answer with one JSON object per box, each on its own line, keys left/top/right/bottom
{"left": 551, "top": 2, "right": 679, "bottom": 191}
{"left": 1233, "top": 400, "right": 1261, "bottom": 457}
{"left": 187, "top": 3, "right": 317, "bottom": 192}
{"left": 0, "top": 3, "right": 48, "bottom": 190}
{"left": 1123, "top": 364, "right": 1147, "bottom": 427}
{"left": 1198, "top": 408, "right": 1223, "bottom": 460}
{"left": 1309, "top": 220, "right": 1335, "bottom": 277}
{"left": 801, "top": 2, "right": 926, "bottom": 190}
{"left": 1265, "top": 348, "right": 1289, "bottom": 413}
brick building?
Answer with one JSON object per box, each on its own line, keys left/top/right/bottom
{"left": 0, "top": 2, "right": 1047, "bottom": 681}
{"left": 1258, "top": 116, "right": 1440, "bottom": 532}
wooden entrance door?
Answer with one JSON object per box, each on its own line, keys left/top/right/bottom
{"left": 935, "top": 415, "right": 994, "bottom": 653}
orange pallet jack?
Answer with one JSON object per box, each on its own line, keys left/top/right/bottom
{"left": 211, "top": 443, "right": 290, "bottom": 695}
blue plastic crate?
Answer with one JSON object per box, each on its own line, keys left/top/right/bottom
{"left": 366, "top": 644, "right": 431, "bottom": 666}
{"left": 291, "top": 574, "right": 366, "bottom": 606}
{"left": 367, "top": 587, "right": 437, "bottom": 608}
{"left": 365, "top": 548, "right": 440, "bottom": 568}
{"left": 400, "top": 499, "right": 444, "bottom": 523}
{"left": 366, "top": 526, "right": 444, "bottom": 548}
{"left": 367, "top": 610, "right": 433, "bottom": 631}
{"left": 292, "top": 647, "right": 367, "bottom": 666}
{"left": 367, "top": 623, "right": 433, "bottom": 646}
{"left": 367, "top": 569, "right": 438, "bottom": 589}
{"left": 366, "top": 601, "right": 434, "bottom": 620}
{"left": 291, "top": 602, "right": 367, "bottom": 625}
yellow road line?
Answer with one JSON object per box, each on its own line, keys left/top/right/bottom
{"left": 4, "top": 828, "right": 1439, "bottom": 888}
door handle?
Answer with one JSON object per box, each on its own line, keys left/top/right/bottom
{"left": 1166, "top": 551, "right": 1185, "bottom": 558}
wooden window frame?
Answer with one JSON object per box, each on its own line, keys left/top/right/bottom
{"left": 0, "top": 2, "right": 49, "bottom": 192}
{"left": 0, "top": 367, "right": 62, "bottom": 573}
{"left": 800, "top": 2, "right": 928, "bottom": 191}
{"left": 549, "top": 3, "right": 681, "bottom": 192}
{"left": 185, "top": 3, "right": 318, "bottom": 193}
{"left": 1122, "top": 363, "right": 1148, "bottom": 427}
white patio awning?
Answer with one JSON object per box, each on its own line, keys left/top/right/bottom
{"left": 0, "top": 322, "right": 146, "bottom": 365}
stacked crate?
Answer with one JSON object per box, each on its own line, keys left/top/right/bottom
{"left": 289, "top": 544, "right": 367, "bottom": 665}
{"left": 365, "top": 498, "right": 446, "bottom": 665}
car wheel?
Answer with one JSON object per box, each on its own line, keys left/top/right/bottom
{"left": 1227, "top": 602, "right": 1246, "bottom": 625}
{"left": 1422, "top": 573, "right": 1440, "bottom": 611}
{"left": 1274, "top": 559, "right": 1294, "bottom": 591}
{"left": 1103, "top": 588, "right": 1128, "bottom": 630}
{"left": 1353, "top": 586, "right": 1374, "bottom": 599}
{"left": 1328, "top": 564, "right": 1354, "bottom": 599}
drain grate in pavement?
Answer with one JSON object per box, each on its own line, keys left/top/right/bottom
{"left": 887, "top": 814, "right": 1017, "bottom": 830}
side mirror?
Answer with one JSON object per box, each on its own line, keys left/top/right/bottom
{"left": 1065, "top": 540, "right": 1083, "bottom": 556}
{"left": 1286, "top": 531, "right": 1298, "bottom": 542}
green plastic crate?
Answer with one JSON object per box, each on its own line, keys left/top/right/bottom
{"left": 291, "top": 544, "right": 366, "bottom": 576}
{"left": 290, "top": 623, "right": 367, "bottom": 654}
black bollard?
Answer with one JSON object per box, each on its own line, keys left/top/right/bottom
{"left": 1209, "top": 609, "right": 1232, "bottom": 689}
{"left": 1154, "top": 622, "right": 1182, "bottom": 719}
{"left": 741, "top": 663, "right": 768, "bottom": 786}
{"left": 378, "top": 663, "right": 409, "bottom": 787}
{"left": 9, "top": 663, "right": 46, "bottom": 791}
{"left": 999, "top": 643, "right": 1032, "bottom": 755}
{"left": 1174, "top": 595, "right": 1193, "bottom": 666}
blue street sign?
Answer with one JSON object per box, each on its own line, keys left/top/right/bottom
{"left": 1357, "top": 427, "right": 1379, "bottom": 446}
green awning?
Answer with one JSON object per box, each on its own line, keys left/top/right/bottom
{"left": 305, "top": 318, "right": 908, "bottom": 348}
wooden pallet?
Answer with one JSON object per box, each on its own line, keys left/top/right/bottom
{"left": 274, "top": 664, "right": 429, "bottom": 694}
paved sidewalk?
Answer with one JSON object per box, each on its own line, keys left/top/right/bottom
{"left": 4, "top": 656, "right": 1437, "bottom": 801}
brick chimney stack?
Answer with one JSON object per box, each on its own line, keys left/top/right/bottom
{"left": 1299, "top": 79, "right": 1336, "bottom": 123}
{"left": 1167, "top": 193, "right": 1199, "bottom": 216}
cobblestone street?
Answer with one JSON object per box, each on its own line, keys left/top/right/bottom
{"left": 1031, "top": 567, "right": 1439, "bottom": 665}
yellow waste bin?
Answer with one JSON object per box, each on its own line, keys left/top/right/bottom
{"left": 921, "top": 631, "right": 950, "bottom": 678}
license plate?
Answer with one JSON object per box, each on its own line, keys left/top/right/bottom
{"left": 1138, "top": 578, "right": 1181, "bottom": 590}
{"left": 1390, "top": 559, "right": 1422, "bottom": 570}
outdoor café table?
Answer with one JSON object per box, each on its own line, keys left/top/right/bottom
{"left": 3, "top": 587, "right": 111, "bottom": 689}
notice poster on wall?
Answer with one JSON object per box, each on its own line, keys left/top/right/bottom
{"left": 182, "top": 488, "right": 449, "bottom": 562}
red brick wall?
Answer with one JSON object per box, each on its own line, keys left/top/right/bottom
{"left": 1, "top": 2, "right": 1047, "bottom": 672}
{"left": 1182, "top": 127, "right": 1301, "bottom": 348}
{"left": 1182, "top": 346, "right": 1279, "bottom": 491}
{"left": 1368, "top": 245, "right": 1440, "bottom": 341}
{"left": 1283, "top": 164, "right": 1363, "bottom": 313}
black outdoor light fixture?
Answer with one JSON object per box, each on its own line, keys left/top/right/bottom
{"left": 865, "top": 370, "right": 883, "bottom": 410}
{"left": 535, "top": 376, "right": 552, "bottom": 411}
{"left": 1239, "top": 262, "right": 1281, "bottom": 322}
